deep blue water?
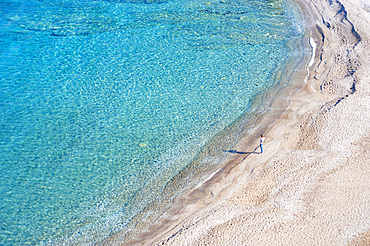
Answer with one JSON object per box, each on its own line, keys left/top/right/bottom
{"left": 0, "top": 0, "right": 308, "bottom": 244}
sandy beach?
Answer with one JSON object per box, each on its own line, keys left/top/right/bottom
{"left": 104, "top": 0, "right": 370, "bottom": 245}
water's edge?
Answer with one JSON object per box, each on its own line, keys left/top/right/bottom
{"left": 97, "top": 0, "right": 313, "bottom": 244}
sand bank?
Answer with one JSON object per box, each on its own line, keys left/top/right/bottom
{"left": 107, "top": 0, "right": 370, "bottom": 245}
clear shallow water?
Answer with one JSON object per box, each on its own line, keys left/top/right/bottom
{"left": 0, "top": 0, "right": 308, "bottom": 244}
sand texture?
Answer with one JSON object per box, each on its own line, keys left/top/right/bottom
{"left": 115, "top": 0, "right": 370, "bottom": 245}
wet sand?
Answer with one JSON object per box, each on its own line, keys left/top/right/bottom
{"left": 105, "top": 0, "right": 370, "bottom": 245}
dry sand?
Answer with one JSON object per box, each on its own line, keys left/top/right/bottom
{"left": 115, "top": 0, "right": 370, "bottom": 245}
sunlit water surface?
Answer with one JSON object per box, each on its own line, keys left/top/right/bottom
{"left": 0, "top": 0, "right": 308, "bottom": 244}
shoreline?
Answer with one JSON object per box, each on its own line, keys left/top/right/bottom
{"left": 103, "top": 0, "right": 369, "bottom": 245}
{"left": 95, "top": 1, "right": 313, "bottom": 244}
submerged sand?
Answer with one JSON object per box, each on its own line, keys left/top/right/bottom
{"left": 104, "top": 0, "right": 370, "bottom": 245}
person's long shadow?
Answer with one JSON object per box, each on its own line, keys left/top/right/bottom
{"left": 223, "top": 146, "right": 261, "bottom": 174}
{"left": 223, "top": 148, "right": 260, "bottom": 155}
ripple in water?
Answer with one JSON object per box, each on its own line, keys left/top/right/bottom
{"left": 0, "top": 0, "right": 309, "bottom": 244}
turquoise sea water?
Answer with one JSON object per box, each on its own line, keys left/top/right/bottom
{"left": 0, "top": 0, "right": 309, "bottom": 244}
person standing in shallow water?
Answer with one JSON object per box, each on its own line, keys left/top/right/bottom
{"left": 260, "top": 135, "right": 265, "bottom": 154}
